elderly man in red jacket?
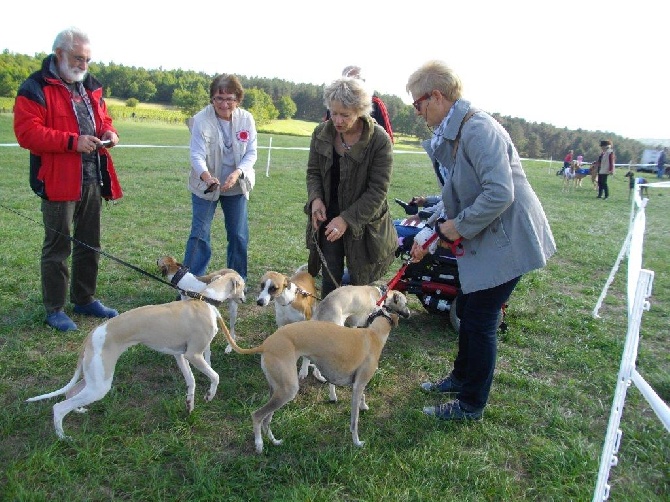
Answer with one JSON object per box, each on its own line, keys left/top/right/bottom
{"left": 14, "top": 27, "right": 123, "bottom": 331}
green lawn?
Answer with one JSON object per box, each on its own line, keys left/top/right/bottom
{"left": 0, "top": 113, "right": 667, "bottom": 501}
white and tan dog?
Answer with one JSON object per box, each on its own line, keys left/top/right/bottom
{"left": 26, "top": 271, "right": 245, "bottom": 440}
{"left": 256, "top": 266, "right": 318, "bottom": 328}
{"left": 157, "top": 255, "right": 242, "bottom": 354}
{"left": 307, "top": 285, "right": 411, "bottom": 403}
{"left": 220, "top": 307, "right": 399, "bottom": 453}
{"left": 256, "top": 266, "right": 323, "bottom": 382}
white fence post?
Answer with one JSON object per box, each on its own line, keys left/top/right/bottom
{"left": 265, "top": 136, "right": 272, "bottom": 177}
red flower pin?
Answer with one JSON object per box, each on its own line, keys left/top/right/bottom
{"left": 237, "top": 130, "right": 249, "bottom": 142}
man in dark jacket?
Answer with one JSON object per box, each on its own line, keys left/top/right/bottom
{"left": 13, "top": 27, "right": 123, "bottom": 331}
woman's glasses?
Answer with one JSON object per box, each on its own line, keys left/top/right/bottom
{"left": 412, "top": 94, "right": 430, "bottom": 111}
{"left": 212, "top": 96, "right": 237, "bottom": 104}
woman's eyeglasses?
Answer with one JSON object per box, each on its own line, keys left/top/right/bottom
{"left": 412, "top": 94, "right": 430, "bottom": 111}
{"left": 212, "top": 96, "right": 237, "bottom": 104}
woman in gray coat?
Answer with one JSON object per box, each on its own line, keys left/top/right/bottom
{"left": 306, "top": 77, "right": 397, "bottom": 298}
{"left": 408, "top": 60, "right": 556, "bottom": 421}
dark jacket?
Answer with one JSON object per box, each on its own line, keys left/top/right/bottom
{"left": 13, "top": 54, "right": 122, "bottom": 201}
{"left": 305, "top": 115, "right": 397, "bottom": 285}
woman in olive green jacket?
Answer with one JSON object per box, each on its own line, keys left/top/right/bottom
{"left": 305, "top": 77, "right": 397, "bottom": 298}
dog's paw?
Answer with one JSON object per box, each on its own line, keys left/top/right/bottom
{"left": 186, "top": 397, "right": 195, "bottom": 413}
{"left": 311, "top": 366, "right": 327, "bottom": 383}
{"left": 74, "top": 407, "right": 88, "bottom": 414}
{"left": 225, "top": 344, "right": 233, "bottom": 354}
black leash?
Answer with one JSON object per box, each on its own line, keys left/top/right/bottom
{"left": 310, "top": 226, "right": 341, "bottom": 292}
{"left": 0, "top": 202, "right": 223, "bottom": 306}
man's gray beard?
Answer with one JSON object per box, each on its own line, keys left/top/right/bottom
{"left": 57, "top": 58, "right": 87, "bottom": 83}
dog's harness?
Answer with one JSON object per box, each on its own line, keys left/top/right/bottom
{"left": 170, "top": 265, "right": 191, "bottom": 288}
{"left": 170, "top": 264, "right": 224, "bottom": 307}
{"left": 365, "top": 306, "right": 394, "bottom": 327}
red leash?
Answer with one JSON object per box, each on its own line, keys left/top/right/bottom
{"left": 377, "top": 232, "right": 440, "bottom": 306}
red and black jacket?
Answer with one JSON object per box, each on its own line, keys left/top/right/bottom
{"left": 13, "top": 55, "right": 122, "bottom": 201}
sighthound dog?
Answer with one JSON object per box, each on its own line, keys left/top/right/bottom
{"left": 256, "top": 265, "right": 318, "bottom": 328}
{"left": 561, "top": 162, "right": 576, "bottom": 191}
{"left": 256, "top": 265, "right": 323, "bottom": 381}
{"left": 26, "top": 272, "right": 246, "bottom": 439}
{"left": 157, "top": 255, "right": 242, "bottom": 354}
{"left": 220, "top": 307, "right": 400, "bottom": 453}
{"left": 573, "top": 161, "right": 598, "bottom": 190}
{"left": 308, "top": 284, "right": 411, "bottom": 404}
{"left": 624, "top": 170, "right": 649, "bottom": 199}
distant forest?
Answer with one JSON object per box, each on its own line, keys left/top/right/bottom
{"left": 1, "top": 50, "right": 656, "bottom": 164}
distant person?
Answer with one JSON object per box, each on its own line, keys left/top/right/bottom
{"left": 406, "top": 60, "right": 556, "bottom": 421}
{"left": 306, "top": 77, "right": 397, "bottom": 298}
{"left": 657, "top": 147, "right": 666, "bottom": 179}
{"left": 563, "top": 149, "right": 573, "bottom": 171}
{"left": 13, "top": 26, "right": 122, "bottom": 331}
{"left": 184, "top": 74, "right": 257, "bottom": 280}
{"left": 596, "top": 140, "right": 616, "bottom": 199}
{"left": 325, "top": 65, "right": 394, "bottom": 144}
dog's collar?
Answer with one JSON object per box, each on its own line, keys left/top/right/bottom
{"left": 171, "top": 265, "right": 190, "bottom": 287}
{"left": 180, "top": 289, "right": 223, "bottom": 307}
{"left": 365, "top": 307, "right": 393, "bottom": 327}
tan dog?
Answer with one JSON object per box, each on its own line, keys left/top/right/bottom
{"left": 308, "top": 285, "right": 411, "bottom": 403}
{"left": 256, "top": 266, "right": 318, "bottom": 327}
{"left": 157, "top": 255, "right": 241, "bottom": 354}
{"left": 26, "top": 272, "right": 245, "bottom": 439}
{"left": 220, "top": 307, "right": 399, "bottom": 453}
{"left": 256, "top": 266, "right": 323, "bottom": 382}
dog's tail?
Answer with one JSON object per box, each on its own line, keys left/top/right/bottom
{"left": 216, "top": 316, "right": 263, "bottom": 355}
{"left": 295, "top": 263, "right": 309, "bottom": 274}
{"left": 25, "top": 355, "right": 83, "bottom": 402}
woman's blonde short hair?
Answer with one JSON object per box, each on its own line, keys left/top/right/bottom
{"left": 323, "top": 77, "right": 372, "bottom": 117}
{"left": 406, "top": 60, "right": 463, "bottom": 102}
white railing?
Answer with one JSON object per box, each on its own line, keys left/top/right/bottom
{"left": 592, "top": 181, "right": 670, "bottom": 501}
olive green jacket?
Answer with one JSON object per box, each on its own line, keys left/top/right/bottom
{"left": 305, "top": 115, "right": 397, "bottom": 286}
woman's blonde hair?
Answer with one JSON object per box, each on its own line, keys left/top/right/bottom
{"left": 406, "top": 60, "right": 463, "bottom": 102}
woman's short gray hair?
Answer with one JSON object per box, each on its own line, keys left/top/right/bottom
{"left": 323, "top": 77, "right": 372, "bottom": 117}
{"left": 52, "top": 27, "right": 90, "bottom": 53}
{"left": 406, "top": 60, "right": 463, "bottom": 102}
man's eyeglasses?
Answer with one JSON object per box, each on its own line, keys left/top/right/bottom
{"left": 412, "top": 94, "right": 430, "bottom": 111}
{"left": 69, "top": 53, "right": 91, "bottom": 65}
{"left": 212, "top": 96, "right": 238, "bottom": 104}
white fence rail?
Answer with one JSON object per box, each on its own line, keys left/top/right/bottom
{"left": 592, "top": 181, "right": 670, "bottom": 501}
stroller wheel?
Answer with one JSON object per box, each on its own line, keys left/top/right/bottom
{"left": 416, "top": 293, "right": 453, "bottom": 318}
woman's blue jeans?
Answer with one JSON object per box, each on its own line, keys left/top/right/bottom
{"left": 452, "top": 276, "right": 521, "bottom": 410}
{"left": 184, "top": 193, "right": 248, "bottom": 279}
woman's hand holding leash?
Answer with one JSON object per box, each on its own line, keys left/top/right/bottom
{"left": 410, "top": 218, "right": 464, "bottom": 262}
{"left": 325, "top": 216, "right": 347, "bottom": 242}
{"left": 311, "top": 199, "right": 327, "bottom": 230}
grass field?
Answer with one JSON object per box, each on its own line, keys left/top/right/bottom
{"left": 0, "top": 113, "right": 668, "bottom": 501}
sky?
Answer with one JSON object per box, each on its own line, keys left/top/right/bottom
{"left": 2, "top": 0, "right": 668, "bottom": 141}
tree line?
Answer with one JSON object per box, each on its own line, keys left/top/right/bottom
{"left": 0, "top": 49, "right": 654, "bottom": 163}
